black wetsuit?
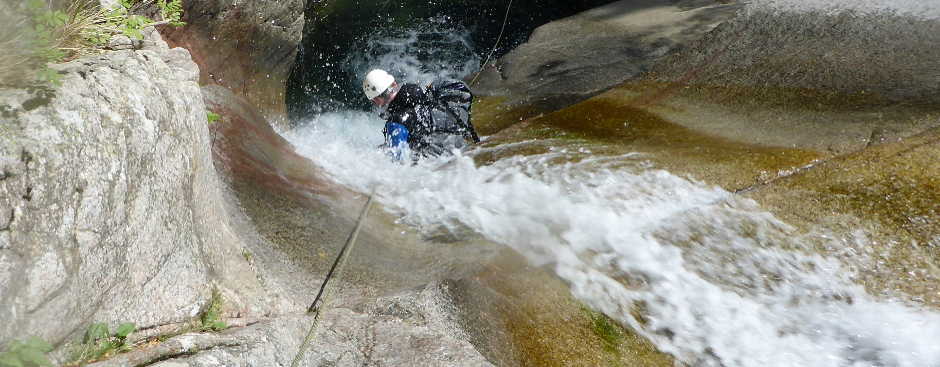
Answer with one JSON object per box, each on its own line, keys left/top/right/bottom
{"left": 382, "top": 80, "right": 479, "bottom": 158}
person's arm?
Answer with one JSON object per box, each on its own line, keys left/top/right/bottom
{"left": 384, "top": 122, "right": 410, "bottom": 161}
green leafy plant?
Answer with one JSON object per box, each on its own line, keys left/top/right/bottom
{"left": 158, "top": 0, "right": 186, "bottom": 27}
{"left": 23, "top": 0, "right": 70, "bottom": 85}
{"left": 206, "top": 111, "right": 222, "bottom": 124}
{"left": 1, "top": 0, "right": 186, "bottom": 86}
{"left": 68, "top": 322, "right": 137, "bottom": 365}
{"left": 105, "top": 0, "right": 186, "bottom": 40}
{"left": 0, "top": 337, "right": 54, "bottom": 367}
{"left": 199, "top": 289, "right": 227, "bottom": 331}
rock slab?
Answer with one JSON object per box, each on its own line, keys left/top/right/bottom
{"left": 0, "top": 29, "right": 265, "bottom": 351}
{"left": 472, "top": 0, "right": 741, "bottom": 109}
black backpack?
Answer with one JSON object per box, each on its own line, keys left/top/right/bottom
{"left": 428, "top": 80, "right": 480, "bottom": 143}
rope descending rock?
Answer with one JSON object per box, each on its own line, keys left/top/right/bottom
{"left": 290, "top": 191, "right": 376, "bottom": 367}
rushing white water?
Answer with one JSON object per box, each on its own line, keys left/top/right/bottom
{"left": 286, "top": 111, "right": 940, "bottom": 367}
{"left": 285, "top": 13, "right": 940, "bottom": 367}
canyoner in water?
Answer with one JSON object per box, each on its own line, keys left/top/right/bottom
{"left": 362, "top": 69, "right": 481, "bottom": 161}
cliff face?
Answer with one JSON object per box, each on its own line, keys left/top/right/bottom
{"left": 0, "top": 28, "right": 266, "bottom": 347}
{"left": 160, "top": 0, "right": 306, "bottom": 125}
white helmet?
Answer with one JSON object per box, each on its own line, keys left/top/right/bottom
{"left": 362, "top": 69, "right": 395, "bottom": 100}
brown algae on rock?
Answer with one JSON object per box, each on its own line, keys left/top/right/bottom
{"left": 509, "top": 88, "right": 822, "bottom": 190}
{"left": 451, "top": 253, "right": 674, "bottom": 367}
{"left": 747, "top": 127, "right": 940, "bottom": 306}
{"left": 469, "top": 77, "right": 940, "bottom": 319}
{"left": 471, "top": 96, "right": 542, "bottom": 136}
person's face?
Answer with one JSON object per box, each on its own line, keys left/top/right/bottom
{"left": 371, "top": 82, "right": 398, "bottom": 107}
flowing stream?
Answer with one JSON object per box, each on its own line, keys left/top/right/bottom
{"left": 285, "top": 14, "right": 940, "bottom": 367}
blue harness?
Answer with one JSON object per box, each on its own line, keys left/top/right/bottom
{"left": 384, "top": 122, "right": 410, "bottom": 161}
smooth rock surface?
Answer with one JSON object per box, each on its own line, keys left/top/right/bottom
{"left": 747, "top": 126, "right": 940, "bottom": 306}
{"left": 0, "top": 32, "right": 268, "bottom": 349}
{"left": 651, "top": 8, "right": 940, "bottom": 103}
{"left": 161, "top": 0, "right": 305, "bottom": 124}
{"left": 472, "top": 0, "right": 741, "bottom": 109}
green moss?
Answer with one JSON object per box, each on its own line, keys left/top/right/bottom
{"left": 589, "top": 310, "right": 624, "bottom": 354}
{"left": 470, "top": 96, "right": 541, "bottom": 136}
{"left": 206, "top": 111, "right": 222, "bottom": 124}
{"left": 579, "top": 306, "right": 675, "bottom": 367}
{"left": 498, "top": 293, "right": 673, "bottom": 367}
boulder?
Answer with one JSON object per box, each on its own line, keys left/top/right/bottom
{"left": 472, "top": 0, "right": 741, "bottom": 110}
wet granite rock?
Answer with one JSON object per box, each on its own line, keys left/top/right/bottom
{"left": 160, "top": 0, "right": 305, "bottom": 124}
{"left": 132, "top": 283, "right": 493, "bottom": 367}
{"left": 650, "top": 8, "right": 940, "bottom": 104}
{"left": 472, "top": 0, "right": 741, "bottom": 110}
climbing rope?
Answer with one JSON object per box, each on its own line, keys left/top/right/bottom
{"left": 470, "top": 0, "right": 514, "bottom": 87}
{"left": 290, "top": 191, "right": 376, "bottom": 367}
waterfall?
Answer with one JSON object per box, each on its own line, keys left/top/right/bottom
{"left": 285, "top": 8, "right": 940, "bottom": 366}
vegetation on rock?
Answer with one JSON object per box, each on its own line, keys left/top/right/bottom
{"left": 0, "top": 337, "right": 54, "bottom": 367}
{"left": 66, "top": 322, "right": 137, "bottom": 365}
{"left": 199, "top": 288, "right": 228, "bottom": 332}
{"left": 206, "top": 111, "right": 222, "bottom": 125}
{"left": 0, "top": 0, "right": 185, "bottom": 86}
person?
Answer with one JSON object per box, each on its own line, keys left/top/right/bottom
{"left": 362, "top": 69, "right": 480, "bottom": 161}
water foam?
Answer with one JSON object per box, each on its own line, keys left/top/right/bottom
{"left": 286, "top": 111, "right": 940, "bottom": 367}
